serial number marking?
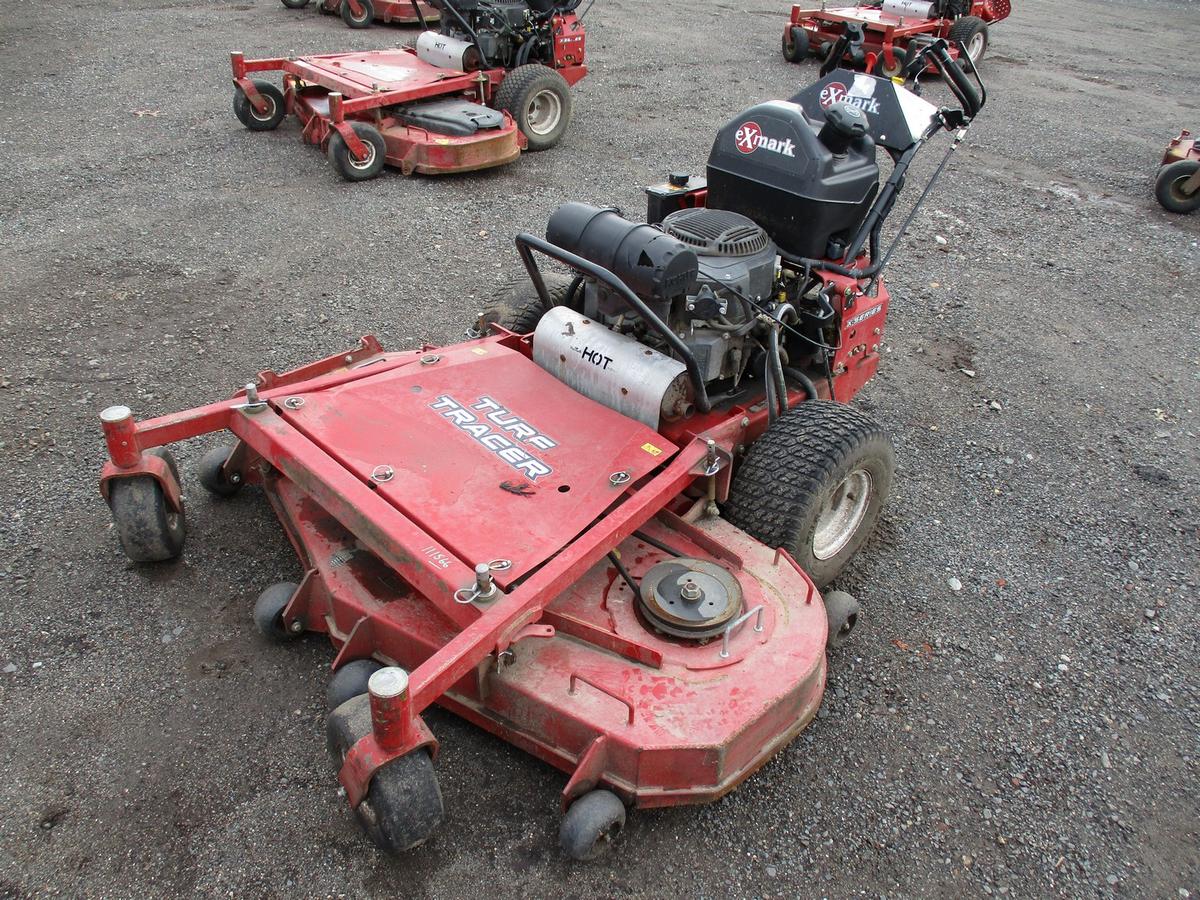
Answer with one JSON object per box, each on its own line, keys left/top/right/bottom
{"left": 420, "top": 545, "right": 452, "bottom": 569}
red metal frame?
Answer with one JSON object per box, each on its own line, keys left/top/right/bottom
{"left": 1162, "top": 129, "right": 1198, "bottom": 166}
{"left": 786, "top": 1, "right": 1009, "bottom": 73}
{"left": 99, "top": 309, "right": 875, "bottom": 814}
{"left": 229, "top": 12, "right": 587, "bottom": 176}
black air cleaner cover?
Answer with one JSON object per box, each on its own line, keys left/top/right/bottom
{"left": 706, "top": 99, "right": 879, "bottom": 259}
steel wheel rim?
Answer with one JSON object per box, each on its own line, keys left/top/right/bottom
{"left": 347, "top": 139, "right": 376, "bottom": 170}
{"left": 967, "top": 32, "right": 985, "bottom": 61}
{"left": 252, "top": 95, "right": 277, "bottom": 122}
{"left": 1169, "top": 172, "right": 1197, "bottom": 202}
{"left": 812, "top": 468, "right": 873, "bottom": 560}
{"left": 526, "top": 89, "right": 562, "bottom": 136}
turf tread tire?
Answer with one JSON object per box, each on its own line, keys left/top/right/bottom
{"left": 472, "top": 272, "right": 575, "bottom": 335}
{"left": 494, "top": 65, "right": 572, "bottom": 151}
{"left": 723, "top": 401, "right": 894, "bottom": 589}
{"left": 946, "top": 16, "right": 987, "bottom": 62}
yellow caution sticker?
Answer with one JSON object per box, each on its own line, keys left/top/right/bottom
{"left": 470, "top": 347, "right": 488, "bottom": 356}
{"left": 641, "top": 442, "right": 664, "bottom": 457}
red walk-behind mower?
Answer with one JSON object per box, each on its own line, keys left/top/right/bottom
{"left": 1155, "top": 130, "right": 1200, "bottom": 214}
{"left": 100, "top": 40, "right": 984, "bottom": 861}
{"left": 279, "top": 0, "right": 439, "bottom": 30}
{"left": 231, "top": 0, "right": 588, "bottom": 180}
{"left": 782, "top": 0, "right": 1009, "bottom": 77}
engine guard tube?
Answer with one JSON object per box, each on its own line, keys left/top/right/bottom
{"left": 514, "top": 233, "right": 713, "bottom": 414}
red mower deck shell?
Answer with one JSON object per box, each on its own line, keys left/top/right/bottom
{"left": 230, "top": 14, "right": 587, "bottom": 176}
{"left": 97, "top": 311, "right": 882, "bottom": 811}
{"left": 320, "top": 0, "right": 439, "bottom": 25}
{"left": 787, "top": 0, "right": 1010, "bottom": 73}
{"left": 1162, "top": 129, "right": 1198, "bottom": 166}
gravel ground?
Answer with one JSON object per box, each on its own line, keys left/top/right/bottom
{"left": 1, "top": 0, "right": 1198, "bottom": 896}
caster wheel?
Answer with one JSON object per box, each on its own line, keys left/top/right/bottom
{"left": 253, "top": 582, "right": 302, "bottom": 642}
{"left": 823, "top": 589, "right": 860, "bottom": 649}
{"left": 326, "top": 694, "right": 444, "bottom": 853}
{"left": 197, "top": 446, "right": 243, "bottom": 498}
{"left": 233, "top": 80, "right": 286, "bottom": 131}
{"left": 327, "top": 659, "right": 383, "bottom": 710}
{"left": 108, "top": 447, "right": 186, "bottom": 563}
{"left": 559, "top": 789, "right": 626, "bottom": 861}
{"left": 327, "top": 121, "right": 386, "bottom": 181}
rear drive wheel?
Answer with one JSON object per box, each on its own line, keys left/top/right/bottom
{"left": 327, "top": 695, "right": 444, "bottom": 854}
{"left": 559, "top": 790, "right": 626, "bottom": 861}
{"left": 341, "top": 0, "right": 374, "bottom": 27}
{"left": 469, "top": 272, "right": 577, "bottom": 336}
{"left": 782, "top": 26, "right": 809, "bottom": 63}
{"left": 495, "top": 65, "right": 572, "bottom": 151}
{"left": 1155, "top": 160, "right": 1200, "bottom": 214}
{"left": 946, "top": 16, "right": 988, "bottom": 64}
{"left": 233, "top": 80, "right": 286, "bottom": 131}
{"left": 723, "top": 400, "right": 894, "bottom": 589}
{"left": 108, "top": 448, "right": 186, "bottom": 563}
{"left": 328, "top": 122, "right": 387, "bottom": 181}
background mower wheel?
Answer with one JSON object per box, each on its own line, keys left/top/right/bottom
{"left": 341, "top": 0, "right": 374, "bottom": 27}
{"left": 326, "top": 695, "right": 444, "bottom": 854}
{"left": 253, "top": 582, "right": 301, "bottom": 642}
{"left": 470, "top": 272, "right": 577, "bottom": 336}
{"left": 328, "top": 122, "right": 386, "bottom": 182}
{"left": 1155, "top": 160, "right": 1200, "bottom": 214}
{"left": 108, "top": 447, "right": 185, "bottom": 563}
{"left": 782, "top": 26, "right": 809, "bottom": 63}
{"left": 946, "top": 16, "right": 988, "bottom": 64}
{"left": 327, "top": 659, "right": 383, "bottom": 710}
{"left": 823, "top": 590, "right": 861, "bottom": 649}
{"left": 197, "top": 446, "right": 243, "bottom": 498}
{"left": 233, "top": 80, "right": 286, "bottom": 132}
{"left": 495, "top": 65, "right": 572, "bottom": 151}
{"left": 559, "top": 789, "right": 626, "bottom": 861}
{"left": 723, "top": 400, "right": 894, "bottom": 589}
{"left": 280, "top": 0, "right": 311, "bottom": 8}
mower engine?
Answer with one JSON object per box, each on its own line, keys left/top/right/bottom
{"left": 418, "top": 0, "right": 584, "bottom": 71}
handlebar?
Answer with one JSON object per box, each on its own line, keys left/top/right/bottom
{"left": 903, "top": 37, "right": 986, "bottom": 121}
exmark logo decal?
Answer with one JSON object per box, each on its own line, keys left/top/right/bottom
{"left": 819, "top": 81, "right": 881, "bottom": 115}
{"left": 846, "top": 303, "right": 883, "bottom": 327}
{"left": 734, "top": 121, "right": 796, "bottom": 157}
{"left": 430, "top": 395, "right": 557, "bottom": 481}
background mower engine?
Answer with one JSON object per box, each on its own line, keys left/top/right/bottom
{"left": 230, "top": 0, "right": 587, "bottom": 179}
{"left": 103, "top": 40, "right": 984, "bottom": 862}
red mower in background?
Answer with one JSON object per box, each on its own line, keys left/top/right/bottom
{"left": 783, "top": 0, "right": 1009, "bottom": 77}
{"left": 102, "top": 40, "right": 984, "bottom": 861}
{"left": 232, "top": 0, "right": 588, "bottom": 179}
{"left": 1155, "top": 130, "right": 1200, "bottom": 214}
{"left": 280, "top": 0, "right": 440, "bottom": 29}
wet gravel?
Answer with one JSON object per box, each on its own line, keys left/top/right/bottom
{"left": 0, "top": 0, "right": 1198, "bottom": 896}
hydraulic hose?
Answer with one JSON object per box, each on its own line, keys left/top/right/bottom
{"left": 782, "top": 366, "right": 818, "bottom": 401}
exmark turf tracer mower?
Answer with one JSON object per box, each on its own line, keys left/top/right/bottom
{"left": 279, "top": 0, "right": 439, "bottom": 30}
{"left": 1155, "top": 130, "right": 1200, "bottom": 214}
{"left": 100, "top": 40, "right": 984, "bottom": 860}
{"left": 782, "top": 0, "right": 1009, "bottom": 77}
{"left": 231, "top": 0, "right": 588, "bottom": 180}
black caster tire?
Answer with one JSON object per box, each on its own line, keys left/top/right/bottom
{"left": 876, "top": 51, "right": 905, "bottom": 78}
{"left": 341, "top": 0, "right": 374, "bottom": 28}
{"left": 327, "top": 659, "right": 383, "bottom": 710}
{"left": 254, "top": 582, "right": 302, "bottom": 642}
{"left": 559, "top": 789, "right": 626, "bottom": 861}
{"left": 469, "top": 272, "right": 577, "bottom": 337}
{"left": 233, "top": 80, "right": 286, "bottom": 131}
{"left": 1155, "top": 160, "right": 1200, "bottom": 214}
{"left": 281, "top": 0, "right": 311, "bottom": 7}
{"left": 494, "top": 64, "right": 572, "bottom": 151}
{"left": 197, "top": 446, "right": 243, "bottom": 498}
{"left": 327, "top": 695, "right": 444, "bottom": 853}
{"left": 823, "top": 590, "right": 860, "bottom": 649}
{"left": 782, "top": 26, "right": 809, "bottom": 63}
{"left": 108, "top": 448, "right": 186, "bottom": 563}
{"left": 328, "top": 122, "right": 386, "bottom": 181}
{"left": 724, "top": 400, "right": 894, "bottom": 589}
